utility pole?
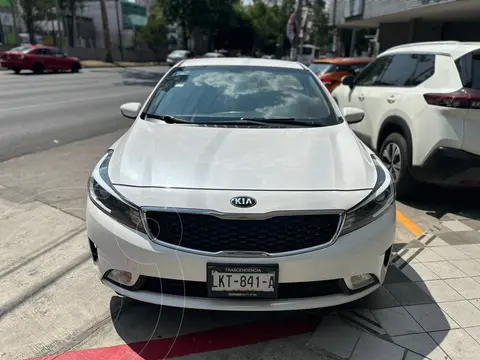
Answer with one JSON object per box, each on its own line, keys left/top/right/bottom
{"left": 99, "top": 0, "right": 113, "bottom": 62}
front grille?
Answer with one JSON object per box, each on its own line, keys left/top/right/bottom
{"left": 139, "top": 277, "right": 343, "bottom": 299}
{"left": 144, "top": 211, "right": 341, "bottom": 254}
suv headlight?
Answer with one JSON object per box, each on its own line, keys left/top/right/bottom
{"left": 340, "top": 155, "right": 396, "bottom": 235}
{"left": 88, "top": 150, "right": 146, "bottom": 233}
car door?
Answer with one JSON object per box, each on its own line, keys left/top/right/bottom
{"left": 338, "top": 56, "right": 392, "bottom": 148}
{"left": 362, "top": 53, "right": 435, "bottom": 152}
{"left": 48, "top": 47, "right": 69, "bottom": 70}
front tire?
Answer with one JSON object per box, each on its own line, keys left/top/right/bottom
{"left": 379, "top": 132, "right": 417, "bottom": 198}
{"left": 13, "top": 68, "right": 21, "bottom": 74}
{"left": 71, "top": 62, "right": 81, "bottom": 73}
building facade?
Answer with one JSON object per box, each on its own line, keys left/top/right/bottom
{"left": 330, "top": 0, "right": 480, "bottom": 53}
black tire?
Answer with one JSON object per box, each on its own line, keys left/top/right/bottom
{"left": 378, "top": 132, "right": 417, "bottom": 198}
{"left": 33, "top": 63, "right": 44, "bottom": 74}
{"left": 13, "top": 68, "right": 21, "bottom": 74}
{"left": 71, "top": 62, "right": 81, "bottom": 73}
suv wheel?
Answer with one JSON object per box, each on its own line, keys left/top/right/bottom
{"left": 379, "top": 132, "right": 416, "bottom": 198}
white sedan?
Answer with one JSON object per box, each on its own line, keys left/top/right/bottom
{"left": 86, "top": 57, "right": 396, "bottom": 311}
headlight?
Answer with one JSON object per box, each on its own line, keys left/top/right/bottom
{"left": 340, "top": 156, "right": 396, "bottom": 235}
{"left": 88, "top": 150, "right": 146, "bottom": 233}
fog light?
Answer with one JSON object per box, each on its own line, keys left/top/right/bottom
{"left": 346, "top": 274, "right": 375, "bottom": 291}
{"left": 106, "top": 270, "right": 133, "bottom": 286}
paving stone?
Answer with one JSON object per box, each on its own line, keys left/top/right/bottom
{"left": 372, "top": 307, "right": 424, "bottom": 337}
{"left": 308, "top": 313, "right": 361, "bottom": 359}
{"left": 384, "top": 266, "right": 413, "bottom": 285}
{"left": 404, "top": 304, "right": 459, "bottom": 332}
{"left": 404, "top": 352, "right": 426, "bottom": 360}
{"left": 430, "top": 329, "right": 480, "bottom": 360}
{"left": 431, "top": 247, "right": 470, "bottom": 261}
{"left": 392, "top": 333, "right": 449, "bottom": 360}
{"left": 427, "top": 233, "right": 471, "bottom": 246}
{"left": 439, "top": 300, "right": 480, "bottom": 328}
{"left": 462, "top": 220, "right": 480, "bottom": 231}
{"left": 464, "top": 326, "right": 480, "bottom": 343}
{"left": 455, "top": 231, "right": 480, "bottom": 245}
{"left": 351, "top": 286, "right": 400, "bottom": 310}
{"left": 385, "top": 283, "right": 434, "bottom": 306}
{"left": 341, "top": 309, "right": 387, "bottom": 336}
{"left": 450, "top": 259, "right": 480, "bottom": 277}
{"left": 415, "top": 280, "right": 463, "bottom": 303}
{"left": 351, "top": 332, "right": 405, "bottom": 360}
{"left": 405, "top": 240, "right": 426, "bottom": 249}
{"left": 441, "top": 220, "right": 474, "bottom": 232}
{"left": 445, "top": 277, "right": 480, "bottom": 300}
{"left": 456, "top": 244, "right": 480, "bottom": 259}
{"left": 401, "top": 263, "right": 440, "bottom": 282}
{"left": 470, "top": 298, "right": 480, "bottom": 312}
{"left": 423, "top": 262, "right": 467, "bottom": 280}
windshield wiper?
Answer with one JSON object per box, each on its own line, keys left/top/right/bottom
{"left": 144, "top": 113, "right": 193, "bottom": 123}
{"left": 240, "top": 117, "right": 318, "bottom": 126}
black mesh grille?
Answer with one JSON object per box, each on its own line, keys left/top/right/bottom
{"left": 140, "top": 277, "right": 343, "bottom": 299}
{"left": 144, "top": 212, "right": 341, "bottom": 254}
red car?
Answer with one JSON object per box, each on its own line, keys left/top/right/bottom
{"left": 0, "top": 45, "right": 81, "bottom": 74}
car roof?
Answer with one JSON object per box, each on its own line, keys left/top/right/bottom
{"left": 180, "top": 57, "right": 305, "bottom": 69}
{"left": 311, "top": 57, "right": 371, "bottom": 65}
{"left": 381, "top": 41, "right": 480, "bottom": 59}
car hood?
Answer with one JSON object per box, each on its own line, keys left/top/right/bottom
{"left": 108, "top": 120, "right": 377, "bottom": 191}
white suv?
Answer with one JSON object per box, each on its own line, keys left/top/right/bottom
{"left": 332, "top": 41, "right": 480, "bottom": 197}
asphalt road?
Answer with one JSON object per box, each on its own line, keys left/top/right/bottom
{"left": 0, "top": 66, "right": 168, "bottom": 162}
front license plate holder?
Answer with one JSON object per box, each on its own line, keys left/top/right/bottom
{"left": 207, "top": 263, "right": 279, "bottom": 299}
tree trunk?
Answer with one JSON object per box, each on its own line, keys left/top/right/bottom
{"left": 180, "top": 19, "right": 188, "bottom": 49}
{"left": 70, "top": 0, "right": 76, "bottom": 47}
{"left": 99, "top": 0, "right": 113, "bottom": 62}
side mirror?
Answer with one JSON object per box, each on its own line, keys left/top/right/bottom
{"left": 342, "top": 107, "right": 364, "bottom": 124}
{"left": 120, "top": 102, "right": 141, "bottom": 119}
{"left": 342, "top": 75, "right": 355, "bottom": 88}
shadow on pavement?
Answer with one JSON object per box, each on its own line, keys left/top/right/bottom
{"left": 401, "top": 184, "right": 480, "bottom": 221}
{"left": 108, "top": 262, "right": 451, "bottom": 360}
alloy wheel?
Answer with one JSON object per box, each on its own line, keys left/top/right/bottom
{"left": 381, "top": 142, "right": 402, "bottom": 182}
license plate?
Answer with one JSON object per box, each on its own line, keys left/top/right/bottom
{"left": 207, "top": 264, "right": 278, "bottom": 299}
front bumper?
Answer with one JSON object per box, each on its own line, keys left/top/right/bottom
{"left": 412, "top": 146, "right": 480, "bottom": 186}
{"left": 87, "top": 199, "right": 396, "bottom": 311}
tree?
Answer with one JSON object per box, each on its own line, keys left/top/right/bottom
{"left": 243, "top": 0, "right": 280, "bottom": 54}
{"left": 19, "top": 0, "right": 54, "bottom": 44}
{"left": 135, "top": 5, "right": 168, "bottom": 61}
{"left": 308, "top": 0, "right": 329, "bottom": 48}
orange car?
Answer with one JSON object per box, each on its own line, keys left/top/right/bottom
{"left": 309, "top": 57, "right": 372, "bottom": 92}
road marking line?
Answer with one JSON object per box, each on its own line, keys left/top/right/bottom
{"left": 0, "top": 92, "right": 138, "bottom": 113}
{"left": 396, "top": 210, "right": 424, "bottom": 237}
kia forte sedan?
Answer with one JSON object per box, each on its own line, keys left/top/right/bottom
{"left": 86, "top": 57, "right": 396, "bottom": 311}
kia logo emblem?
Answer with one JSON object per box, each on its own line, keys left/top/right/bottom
{"left": 230, "top": 196, "right": 257, "bottom": 208}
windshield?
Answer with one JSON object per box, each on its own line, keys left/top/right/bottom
{"left": 144, "top": 66, "right": 338, "bottom": 126}
{"left": 9, "top": 45, "right": 32, "bottom": 53}
{"left": 309, "top": 63, "right": 335, "bottom": 75}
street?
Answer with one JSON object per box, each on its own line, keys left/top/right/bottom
{"left": 1, "top": 68, "right": 480, "bottom": 360}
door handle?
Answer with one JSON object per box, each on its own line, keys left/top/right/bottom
{"left": 387, "top": 95, "right": 396, "bottom": 103}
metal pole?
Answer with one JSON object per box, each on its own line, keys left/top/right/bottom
{"left": 292, "top": 0, "right": 303, "bottom": 61}
{"left": 349, "top": 28, "right": 357, "bottom": 57}
{"left": 115, "top": 0, "right": 124, "bottom": 61}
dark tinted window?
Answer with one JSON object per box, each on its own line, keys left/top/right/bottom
{"left": 336, "top": 64, "right": 354, "bottom": 72}
{"left": 355, "top": 57, "right": 391, "bottom": 86}
{"left": 378, "top": 54, "right": 435, "bottom": 87}
{"left": 456, "top": 51, "right": 480, "bottom": 89}
{"left": 144, "top": 66, "right": 338, "bottom": 126}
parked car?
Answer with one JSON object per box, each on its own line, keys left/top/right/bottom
{"left": 202, "top": 52, "right": 225, "bottom": 58}
{"left": 166, "top": 49, "right": 193, "bottom": 66}
{"left": 309, "top": 57, "right": 372, "bottom": 92}
{"left": 86, "top": 57, "right": 396, "bottom": 311}
{"left": 332, "top": 41, "right": 480, "bottom": 197}
{"left": 0, "top": 45, "right": 81, "bottom": 74}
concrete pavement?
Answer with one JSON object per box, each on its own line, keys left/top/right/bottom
{"left": 1, "top": 70, "right": 480, "bottom": 360}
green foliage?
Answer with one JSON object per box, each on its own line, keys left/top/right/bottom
{"left": 135, "top": 4, "right": 168, "bottom": 60}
